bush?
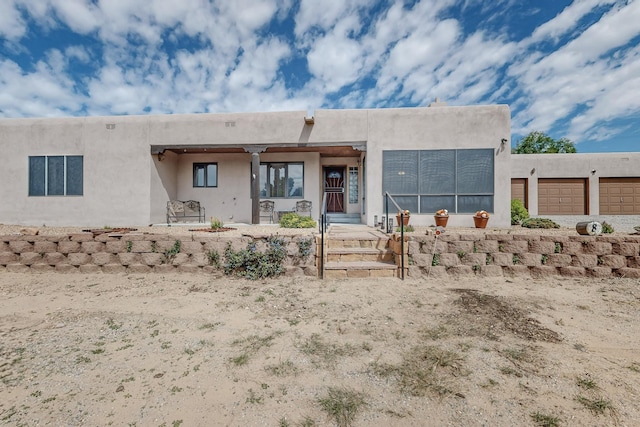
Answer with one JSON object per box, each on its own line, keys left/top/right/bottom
{"left": 279, "top": 212, "right": 316, "bottom": 228}
{"left": 223, "top": 237, "right": 287, "bottom": 280}
{"left": 510, "top": 199, "right": 529, "bottom": 225}
{"left": 521, "top": 218, "right": 560, "bottom": 229}
{"left": 601, "top": 221, "right": 614, "bottom": 234}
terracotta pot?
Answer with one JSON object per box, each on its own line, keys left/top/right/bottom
{"left": 473, "top": 216, "right": 489, "bottom": 229}
{"left": 396, "top": 215, "right": 410, "bottom": 226}
{"left": 434, "top": 215, "right": 449, "bottom": 227}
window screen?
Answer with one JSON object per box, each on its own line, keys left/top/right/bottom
{"left": 28, "top": 155, "right": 83, "bottom": 197}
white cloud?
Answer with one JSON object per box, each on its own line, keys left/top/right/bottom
{"left": 0, "top": 0, "right": 26, "bottom": 39}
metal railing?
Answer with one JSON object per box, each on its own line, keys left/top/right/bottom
{"left": 384, "top": 192, "right": 406, "bottom": 280}
{"left": 318, "top": 192, "right": 328, "bottom": 279}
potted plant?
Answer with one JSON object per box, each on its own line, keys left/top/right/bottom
{"left": 396, "top": 209, "right": 410, "bottom": 226}
{"left": 473, "top": 210, "right": 490, "bottom": 228}
{"left": 434, "top": 209, "right": 449, "bottom": 227}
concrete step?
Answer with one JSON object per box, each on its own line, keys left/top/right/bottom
{"left": 327, "top": 213, "right": 361, "bottom": 224}
{"left": 323, "top": 261, "right": 399, "bottom": 278}
{"left": 326, "top": 247, "right": 393, "bottom": 263}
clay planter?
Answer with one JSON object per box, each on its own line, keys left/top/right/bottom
{"left": 434, "top": 215, "right": 449, "bottom": 227}
{"left": 473, "top": 216, "right": 489, "bottom": 228}
{"left": 396, "top": 215, "right": 410, "bottom": 226}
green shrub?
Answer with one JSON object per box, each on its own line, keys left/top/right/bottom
{"left": 510, "top": 199, "right": 529, "bottom": 225}
{"left": 601, "top": 221, "right": 614, "bottom": 234}
{"left": 279, "top": 213, "right": 316, "bottom": 228}
{"left": 521, "top": 218, "right": 560, "bottom": 229}
{"left": 224, "top": 237, "right": 287, "bottom": 280}
{"left": 210, "top": 216, "right": 224, "bottom": 230}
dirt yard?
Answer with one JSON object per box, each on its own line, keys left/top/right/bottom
{"left": 1, "top": 272, "right": 639, "bottom": 426}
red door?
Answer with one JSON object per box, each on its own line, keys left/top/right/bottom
{"left": 324, "top": 167, "right": 345, "bottom": 213}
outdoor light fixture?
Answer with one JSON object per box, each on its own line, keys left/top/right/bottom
{"left": 501, "top": 138, "right": 508, "bottom": 146}
{"left": 591, "top": 169, "right": 597, "bottom": 175}
{"left": 530, "top": 168, "right": 536, "bottom": 175}
{"left": 157, "top": 152, "right": 165, "bottom": 161}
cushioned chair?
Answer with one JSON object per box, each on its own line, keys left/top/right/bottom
{"left": 295, "top": 200, "right": 312, "bottom": 217}
{"left": 259, "top": 200, "right": 275, "bottom": 223}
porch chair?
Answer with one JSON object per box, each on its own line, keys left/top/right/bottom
{"left": 259, "top": 200, "right": 275, "bottom": 223}
{"left": 295, "top": 200, "right": 312, "bottom": 217}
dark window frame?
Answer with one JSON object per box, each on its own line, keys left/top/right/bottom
{"left": 193, "top": 163, "right": 218, "bottom": 188}
{"left": 28, "top": 155, "right": 83, "bottom": 197}
{"left": 259, "top": 162, "right": 304, "bottom": 199}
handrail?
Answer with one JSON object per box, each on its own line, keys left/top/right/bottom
{"left": 319, "top": 192, "right": 328, "bottom": 279}
{"left": 384, "top": 192, "right": 405, "bottom": 280}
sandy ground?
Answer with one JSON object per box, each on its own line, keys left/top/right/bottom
{"left": 1, "top": 271, "right": 639, "bottom": 427}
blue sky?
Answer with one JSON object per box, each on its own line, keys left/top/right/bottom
{"left": 1, "top": 0, "right": 639, "bottom": 153}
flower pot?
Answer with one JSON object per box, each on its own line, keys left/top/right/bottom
{"left": 434, "top": 215, "right": 449, "bottom": 227}
{"left": 473, "top": 216, "right": 489, "bottom": 229}
{"left": 396, "top": 215, "right": 410, "bottom": 226}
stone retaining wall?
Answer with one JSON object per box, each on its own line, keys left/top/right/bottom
{"left": 403, "top": 233, "right": 640, "bottom": 279}
{"left": 0, "top": 232, "right": 316, "bottom": 276}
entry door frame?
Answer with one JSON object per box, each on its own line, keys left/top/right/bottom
{"left": 323, "top": 166, "right": 346, "bottom": 213}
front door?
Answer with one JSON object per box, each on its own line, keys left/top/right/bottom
{"left": 324, "top": 167, "right": 345, "bottom": 213}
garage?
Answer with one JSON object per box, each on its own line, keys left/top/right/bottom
{"left": 511, "top": 178, "right": 527, "bottom": 208}
{"left": 599, "top": 178, "right": 640, "bottom": 214}
{"left": 538, "top": 178, "right": 587, "bottom": 215}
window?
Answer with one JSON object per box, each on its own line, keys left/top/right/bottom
{"left": 260, "top": 162, "right": 303, "bottom": 198}
{"left": 348, "top": 166, "right": 359, "bottom": 204}
{"left": 28, "top": 155, "right": 83, "bottom": 196}
{"left": 383, "top": 149, "right": 494, "bottom": 214}
{"left": 193, "top": 163, "right": 218, "bottom": 187}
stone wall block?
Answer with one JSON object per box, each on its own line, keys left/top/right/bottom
{"left": 612, "top": 243, "right": 639, "bottom": 256}
{"left": 33, "top": 241, "right": 58, "bottom": 253}
{"left": 411, "top": 254, "right": 434, "bottom": 267}
{"left": 180, "top": 242, "right": 205, "bottom": 255}
{"left": 190, "top": 253, "right": 209, "bottom": 267}
{"left": 600, "top": 255, "right": 626, "bottom": 269}
{"left": 516, "top": 253, "right": 541, "bottom": 266}
{"left": 513, "top": 235, "right": 539, "bottom": 241}
{"left": 202, "top": 241, "right": 230, "bottom": 254}
{"left": 118, "top": 253, "right": 140, "bottom": 266}
{"left": 78, "top": 265, "right": 101, "bottom": 273}
{"left": 155, "top": 240, "right": 180, "bottom": 252}
{"left": 55, "top": 264, "right": 78, "bottom": 273}
{"left": 570, "top": 254, "right": 598, "bottom": 268}
{"left": 425, "top": 266, "right": 447, "bottom": 277}
{"left": 560, "top": 242, "right": 582, "bottom": 255}
{"left": 446, "top": 265, "right": 473, "bottom": 276}
{"left": 92, "top": 253, "right": 117, "bottom": 266}
{"left": 102, "top": 264, "right": 127, "bottom": 273}
{"left": 407, "top": 241, "right": 421, "bottom": 255}
{"left": 68, "top": 253, "right": 92, "bottom": 266}
{"left": 559, "top": 266, "right": 586, "bottom": 277}
{"left": 486, "top": 234, "right": 512, "bottom": 241}
{"left": 540, "top": 235, "right": 569, "bottom": 243}
{"left": 105, "top": 241, "right": 127, "bottom": 253}
{"left": 459, "top": 234, "right": 479, "bottom": 241}
{"left": 461, "top": 253, "right": 486, "bottom": 266}
{"left": 0, "top": 252, "right": 18, "bottom": 264}
{"left": 69, "top": 233, "right": 94, "bottom": 242}
{"left": 499, "top": 241, "right": 529, "bottom": 253}
{"left": 615, "top": 268, "right": 640, "bottom": 278}
{"left": 81, "top": 242, "right": 106, "bottom": 254}
{"left": 530, "top": 266, "right": 558, "bottom": 279}
{"left": 528, "top": 241, "right": 557, "bottom": 254}
{"left": 491, "top": 253, "right": 513, "bottom": 266}
{"left": 131, "top": 241, "right": 154, "bottom": 253}
{"left": 438, "top": 253, "right": 460, "bottom": 267}
{"left": 503, "top": 265, "right": 530, "bottom": 277}
{"left": 627, "top": 257, "right": 640, "bottom": 268}
{"left": 169, "top": 253, "right": 190, "bottom": 266}
{"left": 447, "top": 241, "right": 474, "bottom": 254}
{"left": 581, "top": 242, "right": 612, "bottom": 255}
{"left": 44, "top": 253, "right": 67, "bottom": 265}
{"left": 9, "top": 241, "right": 33, "bottom": 253}
{"left": 177, "top": 264, "right": 201, "bottom": 274}
{"left": 439, "top": 233, "right": 461, "bottom": 242}
{"left": 6, "top": 264, "right": 29, "bottom": 272}
{"left": 154, "top": 264, "right": 177, "bottom": 273}
{"left": 586, "top": 267, "right": 613, "bottom": 278}
{"left": 547, "top": 254, "right": 572, "bottom": 267}
{"left": 126, "top": 264, "right": 153, "bottom": 273}
{"left": 30, "top": 264, "right": 55, "bottom": 273}
{"left": 0, "top": 242, "right": 10, "bottom": 252}
{"left": 474, "top": 240, "right": 498, "bottom": 253}
{"left": 20, "top": 252, "right": 44, "bottom": 265}
{"left": 140, "top": 253, "right": 164, "bottom": 266}
{"left": 58, "top": 241, "right": 82, "bottom": 254}
{"left": 479, "top": 265, "right": 503, "bottom": 277}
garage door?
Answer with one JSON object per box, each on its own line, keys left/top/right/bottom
{"left": 511, "top": 178, "right": 527, "bottom": 208}
{"left": 600, "top": 178, "right": 640, "bottom": 214}
{"left": 538, "top": 178, "right": 587, "bottom": 215}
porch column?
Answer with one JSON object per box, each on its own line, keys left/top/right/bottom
{"left": 244, "top": 145, "right": 267, "bottom": 225}
{"left": 251, "top": 152, "right": 260, "bottom": 224}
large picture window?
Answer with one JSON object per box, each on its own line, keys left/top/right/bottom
{"left": 260, "top": 162, "right": 303, "bottom": 198}
{"left": 383, "top": 149, "right": 494, "bottom": 214}
{"left": 193, "top": 163, "right": 218, "bottom": 187}
{"left": 29, "top": 155, "right": 83, "bottom": 196}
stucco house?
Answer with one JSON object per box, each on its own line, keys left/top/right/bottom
{"left": 0, "top": 104, "right": 512, "bottom": 228}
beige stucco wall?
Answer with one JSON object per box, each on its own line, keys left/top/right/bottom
{"left": 511, "top": 153, "right": 640, "bottom": 215}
